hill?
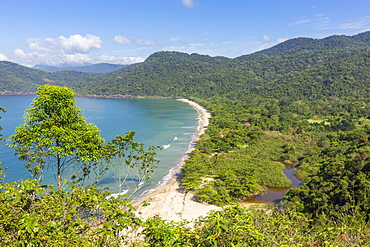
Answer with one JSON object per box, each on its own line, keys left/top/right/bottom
{"left": 70, "top": 31, "right": 370, "bottom": 99}
{"left": 0, "top": 61, "right": 99, "bottom": 93}
{"left": 1, "top": 31, "right": 370, "bottom": 98}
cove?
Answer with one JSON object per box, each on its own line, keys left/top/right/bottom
{"left": 0, "top": 95, "right": 198, "bottom": 197}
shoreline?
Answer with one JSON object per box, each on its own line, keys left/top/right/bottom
{"left": 132, "top": 99, "right": 221, "bottom": 223}
{"left": 0, "top": 91, "right": 174, "bottom": 99}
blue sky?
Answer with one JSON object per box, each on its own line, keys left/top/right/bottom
{"left": 0, "top": 0, "right": 369, "bottom": 67}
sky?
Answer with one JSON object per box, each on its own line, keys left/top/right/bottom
{"left": 0, "top": 0, "right": 369, "bottom": 67}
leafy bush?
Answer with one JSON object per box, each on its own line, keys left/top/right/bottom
{"left": 0, "top": 179, "right": 141, "bottom": 246}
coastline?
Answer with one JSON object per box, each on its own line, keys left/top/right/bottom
{"left": 132, "top": 99, "right": 221, "bottom": 223}
{"left": 4, "top": 92, "right": 222, "bottom": 221}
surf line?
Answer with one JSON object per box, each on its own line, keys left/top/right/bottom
{"left": 132, "top": 99, "right": 211, "bottom": 203}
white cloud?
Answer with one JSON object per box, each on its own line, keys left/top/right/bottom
{"left": 14, "top": 48, "right": 29, "bottom": 59}
{"left": 55, "top": 34, "right": 102, "bottom": 53}
{"left": 114, "top": 36, "right": 161, "bottom": 47}
{"left": 289, "top": 19, "right": 311, "bottom": 26}
{"left": 170, "top": 37, "right": 180, "bottom": 42}
{"left": 24, "top": 34, "right": 102, "bottom": 54}
{"left": 182, "top": 0, "right": 196, "bottom": 8}
{"left": 262, "top": 35, "right": 271, "bottom": 42}
{"left": 0, "top": 53, "right": 9, "bottom": 61}
{"left": 135, "top": 39, "right": 161, "bottom": 47}
{"left": 276, "top": 36, "right": 289, "bottom": 43}
{"left": 61, "top": 53, "right": 93, "bottom": 64}
{"left": 114, "top": 35, "right": 131, "bottom": 45}
{"left": 10, "top": 34, "right": 149, "bottom": 67}
{"left": 27, "top": 38, "right": 54, "bottom": 53}
{"left": 98, "top": 55, "right": 144, "bottom": 64}
{"left": 12, "top": 47, "right": 143, "bottom": 67}
{"left": 338, "top": 16, "right": 370, "bottom": 31}
{"left": 309, "top": 15, "right": 334, "bottom": 31}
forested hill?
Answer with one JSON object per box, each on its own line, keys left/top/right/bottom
{"left": 0, "top": 61, "right": 97, "bottom": 93}
{"left": 252, "top": 50, "right": 370, "bottom": 101}
{"left": 253, "top": 32, "right": 370, "bottom": 56}
{"left": 75, "top": 31, "right": 370, "bottom": 98}
{"left": 1, "top": 31, "right": 370, "bottom": 100}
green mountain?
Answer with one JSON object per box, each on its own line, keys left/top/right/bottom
{"left": 72, "top": 31, "right": 370, "bottom": 99}
{"left": 0, "top": 61, "right": 49, "bottom": 92}
{"left": 0, "top": 61, "right": 98, "bottom": 93}
{"left": 1, "top": 31, "right": 370, "bottom": 100}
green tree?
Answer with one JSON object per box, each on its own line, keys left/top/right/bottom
{"left": 8, "top": 85, "right": 105, "bottom": 189}
{"left": 104, "top": 131, "right": 160, "bottom": 198}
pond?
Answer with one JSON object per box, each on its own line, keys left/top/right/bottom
{"left": 243, "top": 164, "right": 303, "bottom": 204}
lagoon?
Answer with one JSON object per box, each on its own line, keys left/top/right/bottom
{"left": 0, "top": 95, "right": 198, "bottom": 197}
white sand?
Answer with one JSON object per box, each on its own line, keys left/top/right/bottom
{"left": 132, "top": 99, "right": 221, "bottom": 223}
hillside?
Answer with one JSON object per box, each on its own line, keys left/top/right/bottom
{"left": 0, "top": 61, "right": 99, "bottom": 93}
{"left": 1, "top": 31, "right": 370, "bottom": 99}
{"left": 71, "top": 31, "right": 370, "bottom": 99}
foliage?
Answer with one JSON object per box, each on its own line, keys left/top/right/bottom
{"left": 0, "top": 179, "right": 142, "bottom": 246}
{"left": 286, "top": 126, "right": 370, "bottom": 219}
{"left": 142, "top": 217, "right": 195, "bottom": 246}
{"left": 8, "top": 85, "right": 106, "bottom": 189}
{"left": 182, "top": 150, "right": 291, "bottom": 205}
{"left": 141, "top": 205, "right": 370, "bottom": 246}
{"left": 104, "top": 131, "right": 161, "bottom": 198}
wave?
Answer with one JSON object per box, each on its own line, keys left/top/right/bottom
{"left": 135, "top": 128, "right": 199, "bottom": 202}
{"left": 181, "top": 126, "right": 195, "bottom": 129}
{"left": 162, "top": 144, "right": 171, "bottom": 149}
{"left": 133, "top": 100, "right": 203, "bottom": 203}
{"left": 106, "top": 190, "right": 129, "bottom": 200}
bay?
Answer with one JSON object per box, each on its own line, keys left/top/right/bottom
{"left": 0, "top": 95, "right": 198, "bottom": 197}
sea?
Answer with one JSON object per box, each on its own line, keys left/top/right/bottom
{"left": 0, "top": 95, "right": 199, "bottom": 199}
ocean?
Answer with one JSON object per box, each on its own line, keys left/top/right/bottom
{"left": 0, "top": 95, "right": 198, "bottom": 198}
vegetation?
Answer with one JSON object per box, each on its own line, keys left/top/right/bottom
{"left": 1, "top": 31, "right": 370, "bottom": 245}
{"left": 143, "top": 205, "right": 370, "bottom": 246}
{"left": 7, "top": 85, "right": 160, "bottom": 191}
{"left": 0, "top": 179, "right": 141, "bottom": 246}
{"left": 8, "top": 85, "right": 106, "bottom": 189}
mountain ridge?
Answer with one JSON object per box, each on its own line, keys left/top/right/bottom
{"left": 1, "top": 31, "right": 370, "bottom": 100}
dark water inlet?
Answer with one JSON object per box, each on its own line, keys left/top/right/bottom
{"left": 244, "top": 164, "right": 303, "bottom": 204}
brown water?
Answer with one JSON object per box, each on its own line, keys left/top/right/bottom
{"left": 243, "top": 165, "right": 302, "bottom": 204}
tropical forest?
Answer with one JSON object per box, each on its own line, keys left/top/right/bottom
{"left": 1, "top": 31, "right": 370, "bottom": 246}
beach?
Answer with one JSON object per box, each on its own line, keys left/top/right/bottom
{"left": 132, "top": 99, "right": 221, "bottom": 223}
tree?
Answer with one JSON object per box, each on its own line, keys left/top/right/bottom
{"left": 104, "top": 131, "right": 160, "bottom": 198}
{"left": 286, "top": 127, "right": 370, "bottom": 220}
{"left": 8, "top": 85, "right": 105, "bottom": 189}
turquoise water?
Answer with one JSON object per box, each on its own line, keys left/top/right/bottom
{"left": 0, "top": 95, "right": 198, "bottom": 197}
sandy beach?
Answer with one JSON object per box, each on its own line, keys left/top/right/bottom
{"left": 132, "top": 99, "right": 221, "bottom": 223}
